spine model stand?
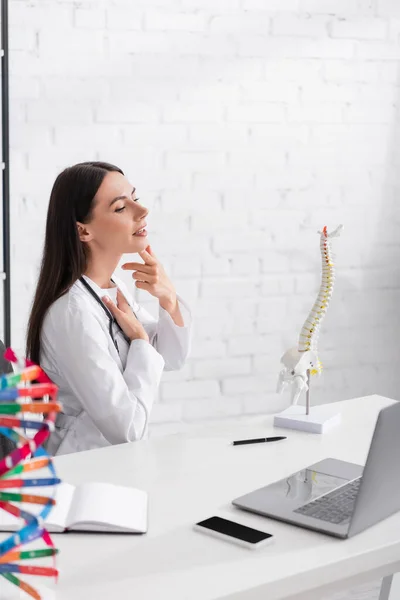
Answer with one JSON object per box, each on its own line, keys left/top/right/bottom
{"left": 277, "top": 225, "right": 343, "bottom": 413}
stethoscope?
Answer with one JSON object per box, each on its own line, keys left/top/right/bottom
{"left": 79, "top": 276, "right": 133, "bottom": 354}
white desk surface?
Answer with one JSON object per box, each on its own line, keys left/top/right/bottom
{"left": 2, "top": 394, "right": 400, "bottom": 600}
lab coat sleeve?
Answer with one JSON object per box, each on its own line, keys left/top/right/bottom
{"left": 42, "top": 300, "right": 165, "bottom": 445}
{"left": 133, "top": 295, "right": 192, "bottom": 371}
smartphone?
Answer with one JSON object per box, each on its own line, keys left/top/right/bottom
{"left": 194, "top": 516, "right": 273, "bottom": 550}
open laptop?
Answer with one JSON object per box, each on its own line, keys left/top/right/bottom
{"left": 233, "top": 401, "right": 400, "bottom": 539}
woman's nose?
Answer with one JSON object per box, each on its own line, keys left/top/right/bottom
{"left": 133, "top": 203, "right": 148, "bottom": 221}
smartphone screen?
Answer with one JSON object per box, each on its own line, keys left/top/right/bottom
{"left": 196, "top": 516, "right": 273, "bottom": 544}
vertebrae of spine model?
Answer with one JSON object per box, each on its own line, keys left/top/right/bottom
{"left": 276, "top": 224, "right": 343, "bottom": 406}
{"left": 297, "top": 225, "right": 343, "bottom": 375}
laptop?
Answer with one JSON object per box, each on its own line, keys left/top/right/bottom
{"left": 233, "top": 401, "right": 400, "bottom": 538}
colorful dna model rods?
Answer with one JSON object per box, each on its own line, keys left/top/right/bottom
{"left": 0, "top": 350, "right": 61, "bottom": 600}
{"left": 277, "top": 225, "right": 343, "bottom": 406}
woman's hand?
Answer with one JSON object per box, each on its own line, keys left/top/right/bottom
{"left": 122, "top": 245, "right": 177, "bottom": 312}
{"left": 103, "top": 289, "right": 149, "bottom": 343}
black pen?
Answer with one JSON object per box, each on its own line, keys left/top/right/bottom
{"left": 232, "top": 436, "right": 286, "bottom": 446}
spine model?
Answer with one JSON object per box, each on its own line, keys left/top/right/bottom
{"left": 298, "top": 225, "right": 343, "bottom": 376}
{"left": 277, "top": 225, "right": 343, "bottom": 406}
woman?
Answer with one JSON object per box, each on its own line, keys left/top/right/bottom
{"left": 26, "top": 161, "right": 191, "bottom": 456}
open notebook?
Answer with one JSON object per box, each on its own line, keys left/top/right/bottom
{"left": 0, "top": 481, "right": 148, "bottom": 533}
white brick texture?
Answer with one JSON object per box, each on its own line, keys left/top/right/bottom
{"left": 5, "top": 0, "right": 400, "bottom": 430}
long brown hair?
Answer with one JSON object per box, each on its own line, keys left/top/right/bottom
{"left": 26, "top": 161, "right": 124, "bottom": 364}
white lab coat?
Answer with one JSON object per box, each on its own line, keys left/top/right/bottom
{"left": 39, "top": 275, "right": 191, "bottom": 456}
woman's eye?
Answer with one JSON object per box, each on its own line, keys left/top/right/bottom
{"left": 134, "top": 197, "right": 140, "bottom": 203}
{"left": 115, "top": 206, "right": 125, "bottom": 213}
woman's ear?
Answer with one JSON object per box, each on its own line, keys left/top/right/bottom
{"left": 76, "top": 222, "right": 93, "bottom": 243}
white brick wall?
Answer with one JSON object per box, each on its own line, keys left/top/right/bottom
{"left": 5, "top": 0, "right": 400, "bottom": 434}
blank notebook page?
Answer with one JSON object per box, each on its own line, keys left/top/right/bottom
{"left": 66, "top": 481, "right": 147, "bottom": 532}
{"left": 0, "top": 481, "right": 74, "bottom": 531}
{"left": 47, "top": 482, "right": 76, "bottom": 529}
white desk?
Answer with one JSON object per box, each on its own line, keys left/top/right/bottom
{"left": 1, "top": 394, "right": 400, "bottom": 600}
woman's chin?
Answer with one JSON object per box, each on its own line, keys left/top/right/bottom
{"left": 130, "top": 234, "right": 149, "bottom": 251}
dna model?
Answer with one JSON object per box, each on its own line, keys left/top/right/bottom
{"left": 0, "top": 350, "right": 61, "bottom": 600}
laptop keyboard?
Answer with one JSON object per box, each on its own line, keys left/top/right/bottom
{"left": 294, "top": 477, "right": 362, "bottom": 525}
